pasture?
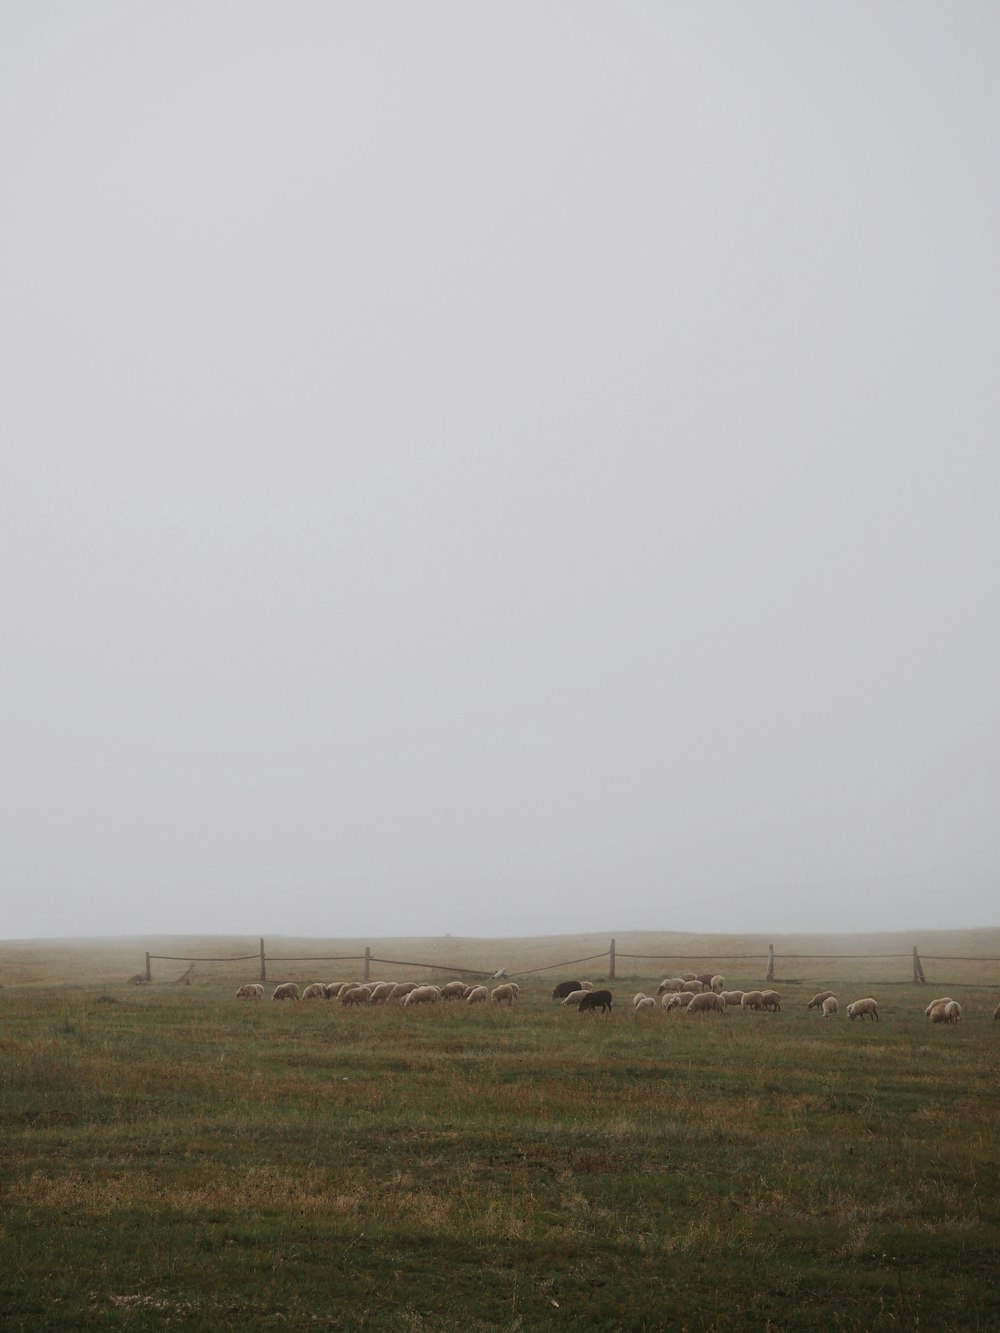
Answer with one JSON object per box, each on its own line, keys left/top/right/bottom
{"left": 2, "top": 933, "right": 1000, "bottom": 1331}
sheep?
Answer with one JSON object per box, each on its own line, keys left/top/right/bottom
{"left": 695, "top": 973, "right": 715, "bottom": 989}
{"left": 340, "top": 985, "right": 372, "bottom": 1005}
{"left": 404, "top": 985, "right": 442, "bottom": 1006}
{"left": 681, "top": 973, "right": 698, "bottom": 982}
{"left": 821, "top": 996, "right": 838, "bottom": 1019}
{"left": 944, "top": 1000, "right": 962, "bottom": 1024}
{"left": 710, "top": 975, "right": 725, "bottom": 993}
{"left": 719, "top": 990, "right": 744, "bottom": 1007}
{"left": 465, "top": 985, "right": 488, "bottom": 1004}
{"left": 924, "top": 997, "right": 954, "bottom": 1016}
{"left": 928, "top": 1002, "right": 951, "bottom": 1024}
{"left": 236, "top": 983, "right": 264, "bottom": 1000}
{"left": 632, "top": 993, "right": 649, "bottom": 1009}
{"left": 578, "top": 981, "right": 594, "bottom": 990}
{"left": 662, "top": 993, "right": 686, "bottom": 1012}
{"left": 741, "top": 991, "right": 764, "bottom": 1011}
{"left": 324, "top": 982, "right": 351, "bottom": 998}
{"left": 761, "top": 990, "right": 781, "bottom": 1012}
{"left": 491, "top": 984, "right": 517, "bottom": 1004}
{"left": 561, "top": 989, "right": 590, "bottom": 1007}
{"left": 271, "top": 982, "right": 300, "bottom": 1001}
{"left": 552, "top": 979, "right": 583, "bottom": 1000}
{"left": 634, "top": 997, "right": 658, "bottom": 1013}
{"left": 686, "top": 992, "right": 726, "bottom": 1015}
{"left": 440, "top": 981, "right": 469, "bottom": 1000}
{"left": 680, "top": 980, "right": 704, "bottom": 994}
{"left": 578, "top": 989, "right": 613, "bottom": 1013}
{"left": 807, "top": 991, "right": 836, "bottom": 1010}
{"left": 367, "top": 981, "right": 396, "bottom": 1003}
{"left": 386, "top": 982, "right": 419, "bottom": 1002}
{"left": 847, "top": 998, "right": 879, "bottom": 1021}
{"left": 301, "top": 983, "right": 327, "bottom": 1000}
{"left": 656, "top": 977, "right": 686, "bottom": 994}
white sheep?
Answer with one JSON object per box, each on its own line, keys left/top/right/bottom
{"left": 944, "top": 1000, "right": 962, "bottom": 1023}
{"left": 367, "top": 982, "right": 396, "bottom": 1003}
{"left": 324, "top": 982, "right": 351, "bottom": 998}
{"left": 719, "top": 990, "right": 744, "bottom": 1007}
{"left": 386, "top": 982, "right": 419, "bottom": 1002}
{"left": 340, "top": 985, "right": 372, "bottom": 1005}
{"left": 680, "top": 980, "right": 704, "bottom": 994}
{"left": 271, "top": 982, "right": 300, "bottom": 1001}
{"left": 491, "top": 983, "right": 517, "bottom": 1004}
{"left": 807, "top": 991, "right": 836, "bottom": 1010}
{"left": 561, "top": 990, "right": 591, "bottom": 1007}
{"left": 656, "top": 977, "right": 686, "bottom": 994}
{"left": 634, "top": 997, "right": 658, "bottom": 1013}
{"left": 847, "top": 998, "right": 879, "bottom": 1021}
{"left": 821, "top": 996, "right": 838, "bottom": 1019}
{"left": 236, "top": 983, "right": 264, "bottom": 1000}
{"left": 403, "top": 985, "right": 442, "bottom": 1006}
{"left": 681, "top": 973, "right": 698, "bottom": 982}
{"left": 761, "top": 990, "right": 781, "bottom": 1012}
{"left": 301, "top": 983, "right": 327, "bottom": 1000}
{"left": 741, "top": 991, "right": 764, "bottom": 1011}
{"left": 710, "top": 975, "right": 725, "bottom": 993}
{"left": 924, "top": 997, "right": 954, "bottom": 1016}
{"left": 662, "top": 993, "right": 687, "bottom": 1012}
{"left": 440, "top": 981, "right": 469, "bottom": 1000}
{"left": 686, "top": 992, "right": 726, "bottom": 1015}
{"left": 465, "top": 985, "right": 488, "bottom": 1004}
{"left": 632, "top": 993, "right": 648, "bottom": 1009}
{"left": 928, "top": 1002, "right": 951, "bottom": 1024}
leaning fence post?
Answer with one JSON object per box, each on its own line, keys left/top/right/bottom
{"left": 913, "top": 946, "right": 926, "bottom": 984}
{"left": 260, "top": 938, "right": 267, "bottom": 984}
{"left": 766, "top": 944, "right": 774, "bottom": 983}
{"left": 363, "top": 946, "right": 371, "bottom": 982}
{"left": 145, "top": 952, "right": 151, "bottom": 983}
{"left": 609, "top": 938, "right": 616, "bottom": 980}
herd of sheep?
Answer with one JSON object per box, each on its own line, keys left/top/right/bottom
{"left": 234, "top": 975, "right": 1000, "bottom": 1022}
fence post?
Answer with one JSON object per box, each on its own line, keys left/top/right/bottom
{"left": 145, "top": 952, "right": 151, "bottom": 983}
{"left": 766, "top": 945, "right": 774, "bottom": 983}
{"left": 913, "top": 946, "right": 926, "bottom": 984}
{"left": 609, "top": 938, "right": 616, "bottom": 980}
{"left": 260, "top": 938, "right": 267, "bottom": 985}
{"left": 363, "top": 946, "right": 371, "bottom": 982}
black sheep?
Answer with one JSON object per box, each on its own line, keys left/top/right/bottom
{"left": 578, "top": 989, "right": 613, "bottom": 1014}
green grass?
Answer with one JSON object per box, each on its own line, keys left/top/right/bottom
{"left": 2, "top": 936, "right": 1000, "bottom": 1329}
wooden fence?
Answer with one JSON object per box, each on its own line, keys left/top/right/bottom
{"left": 139, "top": 940, "right": 999, "bottom": 986}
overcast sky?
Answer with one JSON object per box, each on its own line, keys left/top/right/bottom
{"left": 2, "top": 2, "right": 998, "bottom": 942}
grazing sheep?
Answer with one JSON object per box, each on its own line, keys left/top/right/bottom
{"left": 761, "top": 990, "right": 781, "bottom": 1012}
{"left": 944, "top": 1001, "right": 962, "bottom": 1024}
{"left": 324, "top": 982, "right": 351, "bottom": 998}
{"left": 386, "top": 982, "right": 419, "bottom": 1002}
{"left": 847, "top": 998, "right": 879, "bottom": 1021}
{"left": 656, "top": 977, "right": 686, "bottom": 994}
{"left": 465, "top": 985, "right": 488, "bottom": 1004}
{"left": 579, "top": 989, "right": 613, "bottom": 1014}
{"left": 340, "top": 985, "right": 372, "bottom": 1005}
{"left": 741, "top": 991, "right": 765, "bottom": 1011}
{"left": 807, "top": 991, "right": 836, "bottom": 1010}
{"left": 634, "top": 997, "right": 658, "bottom": 1013}
{"left": 719, "top": 990, "right": 744, "bottom": 1007}
{"left": 440, "top": 981, "right": 469, "bottom": 1000}
{"left": 681, "top": 973, "right": 698, "bottom": 982}
{"left": 404, "top": 985, "right": 442, "bottom": 1006}
{"left": 579, "top": 981, "right": 595, "bottom": 990}
{"left": 236, "top": 983, "right": 264, "bottom": 1000}
{"left": 680, "top": 980, "right": 704, "bottom": 994}
{"left": 686, "top": 992, "right": 726, "bottom": 1015}
{"left": 632, "top": 993, "right": 648, "bottom": 1008}
{"left": 710, "top": 975, "right": 725, "bottom": 993}
{"left": 302, "top": 983, "right": 327, "bottom": 1000}
{"left": 821, "top": 996, "right": 838, "bottom": 1019}
{"left": 271, "top": 983, "right": 300, "bottom": 1001}
{"left": 552, "top": 979, "right": 583, "bottom": 1001}
{"left": 561, "top": 989, "right": 591, "bottom": 1007}
{"left": 662, "top": 993, "right": 686, "bottom": 1012}
{"left": 928, "top": 1002, "right": 951, "bottom": 1024}
{"left": 367, "top": 982, "right": 396, "bottom": 1003}
{"left": 924, "top": 997, "right": 954, "bottom": 1016}
{"left": 491, "top": 984, "right": 517, "bottom": 1004}
{"left": 696, "top": 973, "right": 715, "bottom": 989}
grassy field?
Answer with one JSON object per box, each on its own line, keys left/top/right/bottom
{"left": 2, "top": 933, "right": 1000, "bottom": 1331}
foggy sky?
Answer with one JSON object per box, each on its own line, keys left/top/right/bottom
{"left": 2, "top": 2, "right": 999, "bottom": 941}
